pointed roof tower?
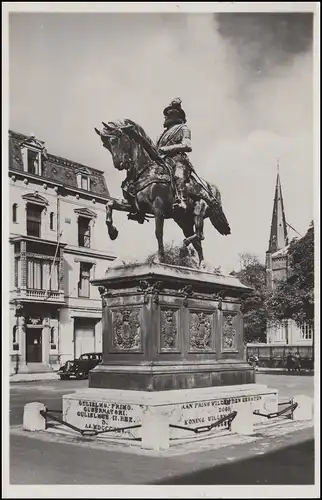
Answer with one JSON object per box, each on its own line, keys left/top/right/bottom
{"left": 267, "top": 161, "right": 289, "bottom": 253}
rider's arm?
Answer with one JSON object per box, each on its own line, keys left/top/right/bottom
{"left": 159, "top": 127, "right": 192, "bottom": 155}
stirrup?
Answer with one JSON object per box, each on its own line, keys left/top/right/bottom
{"left": 173, "top": 198, "right": 187, "bottom": 210}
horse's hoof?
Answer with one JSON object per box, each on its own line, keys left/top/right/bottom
{"left": 108, "top": 226, "right": 119, "bottom": 240}
{"left": 153, "top": 256, "right": 164, "bottom": 264}
{"left": 180, "top": 245, "right": 189, "bottom": 258}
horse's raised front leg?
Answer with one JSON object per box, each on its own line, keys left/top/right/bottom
{"left": 105, "top": 201, "right": 118, "bottom": 240}
{"left": 105, "top": 198, "right": 132, "bottom": 241}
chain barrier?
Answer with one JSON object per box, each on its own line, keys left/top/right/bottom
{"left": 169, "top": 411, "right": 237, "bottom": 436}
{"left": 40, "top": 397, "right": 299, "bottom": 442}
{"left": 40, "top": 409, "right": 142, "bottom": 438}
{"left": 253, "top": 399, "right": 298, "bottom": 420}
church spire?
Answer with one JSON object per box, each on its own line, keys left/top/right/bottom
{"left": 267, "top": 162, "right": 289, "bottom": 253}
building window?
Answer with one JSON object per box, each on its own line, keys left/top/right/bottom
{"left": 12, "top": 204, "right": 18, "bottom": 223}
{"left": 13, "top": 325, "right": 17, "bottom": 344}
{"left": 78, "top": 217, "right": 91, "bottom": 248}
{"left": 300, "top": 324, "right": 313, "bottom": 341}
{"left": 78, "top": 262, "right": 92, "bottom": 298}
{"left": 81, "top": 175, "right": 88, "bottom": 190}
{"left": 28, "top": 150, "right": 40, "bottom": 175}
{"left": 50, "top": 327, "right": 57, "bottom": 349}
{"left": 27, "top": 258, "right": 59, "bottom": 290}
{"left": 50, "top": 212, "right": 54, "bottom": 230}
{"left": 22, "top": 148, "right": 42, "bottom": 175}
{"left": 26, "top": 204, "right": 42, "bottom": 237}
{"left": 13, "top": 326, "right": 19, "bottom": 350}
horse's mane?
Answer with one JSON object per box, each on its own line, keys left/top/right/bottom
{"left": 108, "top": 119, "right": 156, "bottom": 148}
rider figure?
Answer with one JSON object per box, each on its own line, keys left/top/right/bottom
{"left": 157, "top": 98, "right": 193, "bottom": 211}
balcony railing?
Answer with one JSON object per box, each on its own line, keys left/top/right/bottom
{"left": 11, "top": 288, "right": 65, "bottom": 303}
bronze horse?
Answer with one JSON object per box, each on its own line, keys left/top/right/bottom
{"left": 95, "top": 119, "right": 230, "bottom": 267}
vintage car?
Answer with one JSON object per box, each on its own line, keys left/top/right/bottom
{"left": 57, "top": 352, "right": 103, "bottom": 380}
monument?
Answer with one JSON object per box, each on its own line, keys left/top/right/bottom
{"left": 63, "top": 100, "right": 278, "bottom": 450}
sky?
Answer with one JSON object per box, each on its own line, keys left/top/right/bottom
{"left": 8, "top": 10, "right": 315, "bottom": 273}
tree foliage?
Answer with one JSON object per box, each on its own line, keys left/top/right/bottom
{"left": 234, "top": 253, "right": 270, "bottom": 344}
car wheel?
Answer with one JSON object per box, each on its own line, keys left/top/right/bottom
{"left": 60, "top": 374, "right": 69, "bottom": 380}
{"left": 76, "top": 372, "right": 85, "bottom": 380}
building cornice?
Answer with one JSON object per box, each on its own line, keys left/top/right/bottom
{"left": 9, "top": 234, "right": 67, "bottom": 247}
{"left": 9, "top": 168, "right": 117, "bottom": 204}
{"left": 9, "top": 169, "right": 64, "bottom": 189}
{"left": 63, "top": 245, "right": 116, "bottom": 260}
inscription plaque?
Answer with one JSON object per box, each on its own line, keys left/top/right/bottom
{"left": 173, "top": 393, "right": 277, "bottom": 434}
{"left": 67, "top": 399, "right": 141, "bottom": 433}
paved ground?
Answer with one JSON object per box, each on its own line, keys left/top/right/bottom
{"left": 9, "top": 427, "right": 314, "bottom": 485}
{"left": 8, "top": 374, "right": 315, "bottom": 486}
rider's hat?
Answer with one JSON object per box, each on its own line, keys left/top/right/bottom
{"left": 163, "top": 98, "right": 186, "bottom": 123}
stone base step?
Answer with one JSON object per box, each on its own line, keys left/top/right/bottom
{"left": 17, "top": 363, "right": 54, "bottom": 374}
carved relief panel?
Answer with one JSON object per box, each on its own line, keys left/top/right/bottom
{"left": 189, "top": 311, "right": 214, "bottom": 352}
{"left": 111, "top": 308, "right": 141, "bottom": 351}
{"left": 222, "top": 313, "right": 238, "bottom": 351}
{"left": 160, "top": 308, "right": 179, "bottom": 352}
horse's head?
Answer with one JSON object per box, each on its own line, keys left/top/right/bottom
{"left": 95, "top": 120, "right": 135, "bottom": 172}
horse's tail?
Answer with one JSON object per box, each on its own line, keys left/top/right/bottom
{"left": 206, "top": 181, "right": 231, "bottom": 236}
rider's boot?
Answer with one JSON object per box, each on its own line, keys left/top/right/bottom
{"left": 173, "top": 182, "right": 188, "bottom": 211}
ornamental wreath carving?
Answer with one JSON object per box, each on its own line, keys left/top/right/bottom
{"left": 161, "top": 309, "right": 178, "bottom": 350}
{"left": 189, "top": 312, "right": 212, "bottom": 350}
{"left": 112, "top": 309, "right": 141, "bottom": 350}
{"left": 222, "top": 314, "right": 237, "bottom": 350}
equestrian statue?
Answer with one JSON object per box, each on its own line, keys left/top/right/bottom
{"left": 95, "top": 98, "right": 231, "bottom": 267}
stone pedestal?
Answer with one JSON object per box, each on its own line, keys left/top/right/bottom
{"left": 63, "top": 384, "right": 278, "bottom": 450}
{"left": 89, "top": 263, "right": 254, "bottom": 391}
{"left": 61, "top": 263, "right": 279, "bottom": 451}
